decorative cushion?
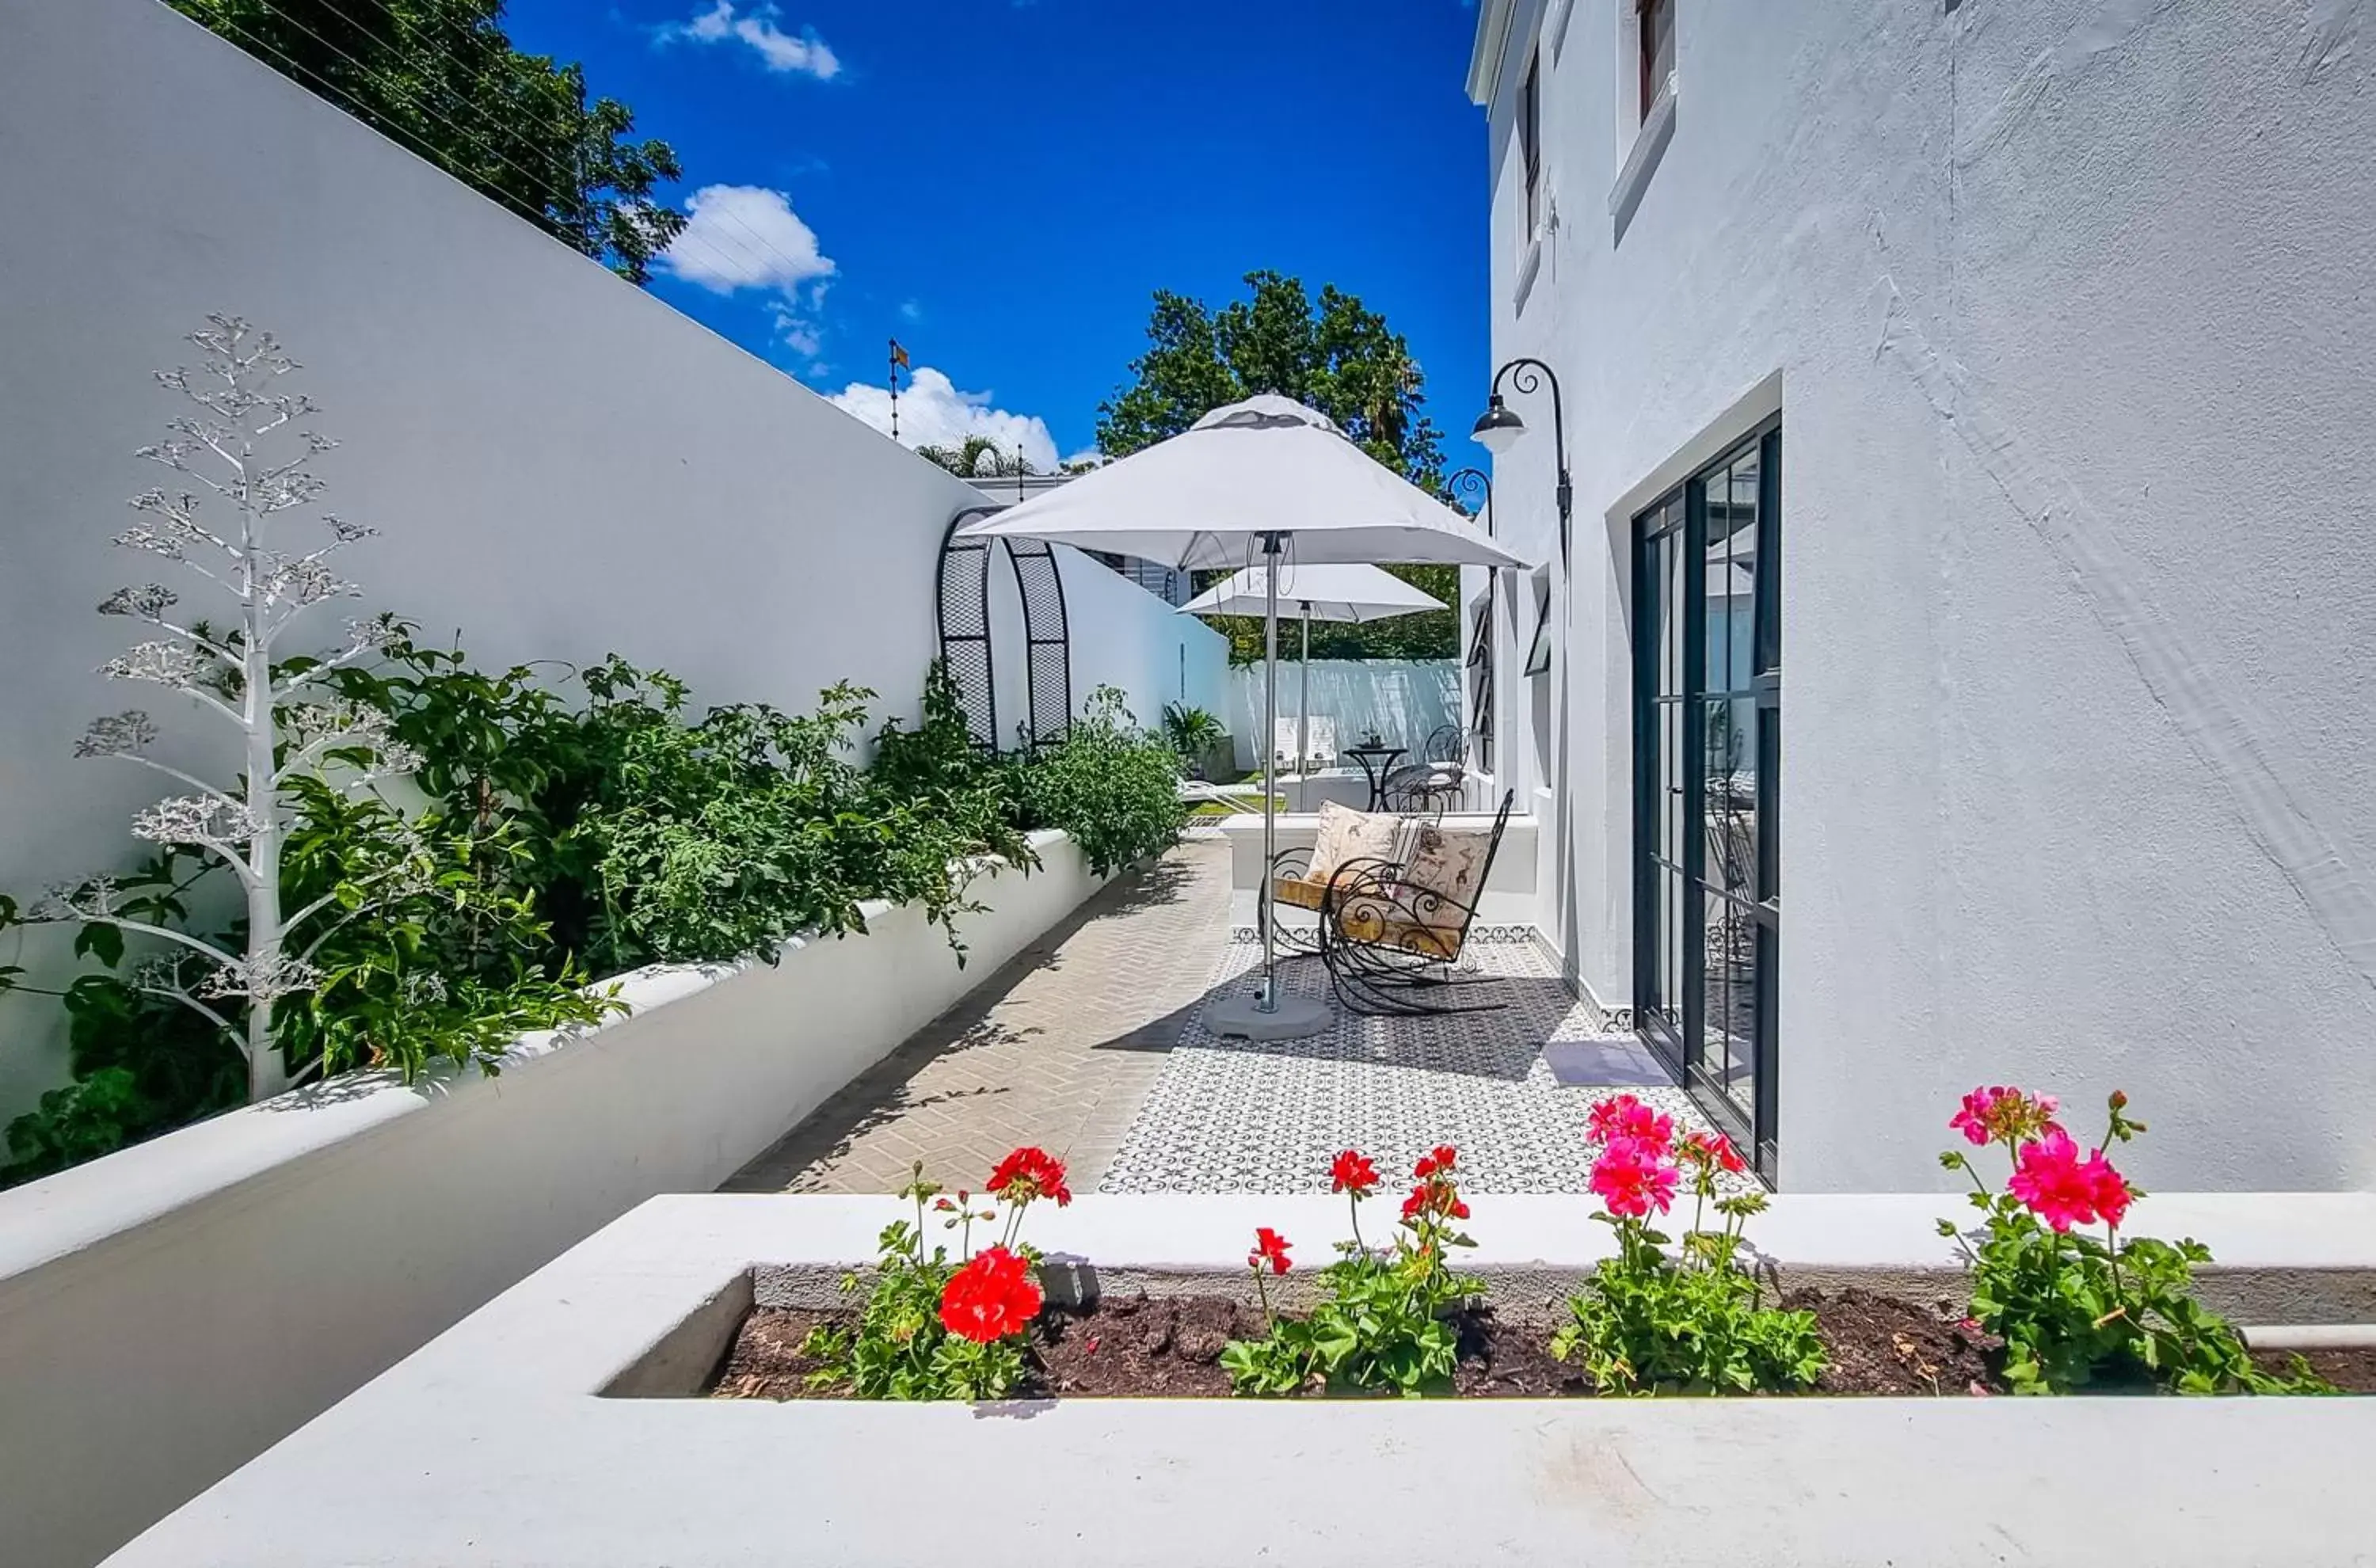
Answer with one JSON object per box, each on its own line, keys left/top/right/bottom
{"left": 1270, "top": 874, "right": 1328, "bottom": 911}
{"left": 1305, "top": 801, "right": 1405, "bottom": 888}
{"left": 1399, "top": 823, "right": 1490, "bottom": 932}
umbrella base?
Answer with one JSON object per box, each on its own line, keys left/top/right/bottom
{"left": 1205, "top": 991, "right": 1331, "bottom": 1041}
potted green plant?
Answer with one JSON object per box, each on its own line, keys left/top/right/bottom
{"left": 1161, "top": 702, "right": 1227, "bottom": 780}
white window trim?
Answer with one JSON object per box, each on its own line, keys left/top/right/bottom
{"left": 1609, "top": 69, "right": 1678, "bottom": 219}
{"left": 1514, "top": 225, "right": 1545, "bottom": 314}
{"left": 1546, "top": 0, "right": 1577, "bottom": 60}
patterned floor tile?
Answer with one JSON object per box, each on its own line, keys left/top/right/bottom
{"left": 1097, "top": 935, "right": 1753, "bottom": 1196}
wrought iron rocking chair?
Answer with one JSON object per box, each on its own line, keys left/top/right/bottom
{"left": 1379, "top": 722, "right": 1468, "bottom": 819}
{"left": 1315, "top": 790, "right": 1515, "bottom": 1015}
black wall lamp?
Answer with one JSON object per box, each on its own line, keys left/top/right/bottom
{"left": 1472, "top": 357, "right": 1571, "bottom": 568}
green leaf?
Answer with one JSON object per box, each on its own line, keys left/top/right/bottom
{"left": 73, "top": 923, "right": 125, "bottom": 968}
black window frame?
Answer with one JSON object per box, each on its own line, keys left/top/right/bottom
{"left": 1521, "top": 571, "right": 1554, "bottom": 676}
{"left": 1520, "top": 50, "right": 1542, "bottom": 238}
{"left": 1466, "top": 591, "right": 1495, "bottom": 771}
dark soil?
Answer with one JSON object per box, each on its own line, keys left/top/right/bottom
{"left": 1787, "top": 1287, "right": 1998, "bottom": 1397}
{"left": 707, "top": 1288, "right": 2065, "bottom": 1400}
{"left": 2254, "top": 1345, "right": 2376, "bottom": 1393}
{"left": 1037, "top": 1292, "right": 1262, "bottom": 1396}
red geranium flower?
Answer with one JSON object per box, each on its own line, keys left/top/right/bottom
{"left": 1400, "top": 1179, "right": 1471, "bottom": 1224}
{"left": 939, "top": 1246, "right": 1041, "bottom": 1343}
{"left": 1413, "top": 1144, "right": 1460, "bottom": 1179}
{"left": 986, "top": 1145, "right": 1072, "bottom": 1208}
{"left": 1681, "top": 1130, "right": 1746, "bottom": 1174}
{"left": 1330, "top": 1149, "right": 1380, "bottom": 1197}
{"left": 1249, "top": 1227, "right": 1293, "bottom": 1275}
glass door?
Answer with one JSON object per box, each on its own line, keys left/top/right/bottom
{"left": 1634, "top": 423, "right": 1780, "bottom": 1180}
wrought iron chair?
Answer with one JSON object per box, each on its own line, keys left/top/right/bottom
{"left": 1262, "top": 841, "right": 1329, "bottom": 960}
{"left": 1316, "top": 790, "right": 1515, "bottom": 1015}
{"left": 1380, "top": 723, "right": 1468, "bottom": 818}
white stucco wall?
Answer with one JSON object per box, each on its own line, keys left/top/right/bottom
{"left": 1472, "top": 0, "right": 2376, "bottom": 1189}
{"left": 0, "top": 831, "right": 1108, "bottom": 1568}
{"left": 989, "top": 550, "right": 1228, "bottom": 743}
{"left": 0, "top": 0, "right": 1194, "bottom": 1117}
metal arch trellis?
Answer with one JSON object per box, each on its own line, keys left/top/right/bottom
{"left": 935, "top": 507, "right": 1073, "bottom": 753}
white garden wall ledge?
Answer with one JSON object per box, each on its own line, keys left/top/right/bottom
{"left": 109, "top": 1193, "right": 2376, "bottom": 1568}
{"left": 0, "top": 832, "right": 1106, "bottom": 1568}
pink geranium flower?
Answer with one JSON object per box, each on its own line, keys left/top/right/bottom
{"left": 1586, "top": 1094, "right": 1675, "bottom": 1155}
{"left": 2008, "top": 1130, "right": 2128, "bottom": 1232}
{"left": 2086, "top": 1157, "right": 2134, "bottom": 1228}
{"left": 1950, "top": 1086, "right": 2063, "bottom": 1148}
{"left": 1590, "top": 1136, "right": 1679, "bottom": 1219}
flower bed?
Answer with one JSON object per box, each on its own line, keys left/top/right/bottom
{"left": 703, "top": 1090, "right": 2374, "bottom": 1403}
{"left": 710, "top": 1288, "right": 2020, "bottom": 1399}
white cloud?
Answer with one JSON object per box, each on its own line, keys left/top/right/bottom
{"left": 898, "top": 299, "right": 923, "bottom": 322}
{"left": 829, "top": 367, "right": 1060, "bottom": 474}
{"left": 770, "top": 303, "right": 824, "bottom": 361}
{"left": 659, "top": 185, "right": 837, "bottom": 368}
{"left": 1062, "top": 447, "right": 1106, "bottom": 470}
{"left": 661, "top": 2, "right": 840, "bottom": 81}
{"left": 660, "top": 184, "right": 835, "bottom": 295}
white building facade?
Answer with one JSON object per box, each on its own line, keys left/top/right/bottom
{"left": 1465, "top": 0, "right": 2376, "bottom": 1192}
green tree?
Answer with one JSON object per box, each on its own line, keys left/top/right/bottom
{"left": 1099, "top": 272, "right": 1462, "bottom": 664}
{"left": 171, "top": 0, "right": 687, "bottom": 283}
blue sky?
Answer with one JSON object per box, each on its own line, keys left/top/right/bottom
{"left": 502, "top": 0, "right": 1488, "bottom": 466}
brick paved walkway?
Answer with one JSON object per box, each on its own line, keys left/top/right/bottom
{"left": 721, "top": 836, "right": 1234, "bottom": 1194}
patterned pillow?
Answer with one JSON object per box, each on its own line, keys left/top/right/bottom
{"left": 1306, "top": 801, "right": 1406, "bottom": 888}
{"left": 1400, "top": 823, "right": 1490, "bottom": 932}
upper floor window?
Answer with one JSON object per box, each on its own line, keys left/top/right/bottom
{"left": 1520, "top": 50, "right": 1542, "bottom": 237}
{"left": 1637, "top": 0, "right": 1674, "bottom": 122}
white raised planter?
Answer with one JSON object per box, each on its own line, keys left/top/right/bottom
{"left": 107, "top": 1192, "right": 2376, "bottom": 1567}
{"left": 0, "top": 832, "right": 1108, "bottom": 1568}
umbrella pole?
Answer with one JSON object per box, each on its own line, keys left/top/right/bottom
{"left": 1297, "top": 603, "right": 1311, "bottom": 786}
{"left": 1259, "top": 541, "right": 1282, "bottom": 1011}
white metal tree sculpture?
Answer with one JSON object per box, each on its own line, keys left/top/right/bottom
{"left": 41, "top": 317, "right": 417, "bottom": 1100}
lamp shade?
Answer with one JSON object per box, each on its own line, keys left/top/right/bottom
{"left": 1471, "top": 397, "right": 1526, "bottom": 455}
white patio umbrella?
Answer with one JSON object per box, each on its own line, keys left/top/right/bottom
{"left": 960, "top": 394, "right": 1529, "bottom": 1041}
{"left": 1177, "top": 562, "right": 1445, "bottom": 774}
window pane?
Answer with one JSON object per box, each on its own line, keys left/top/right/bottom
{"left": 1701, "top": 885, "right": 1732, "bottom": 1083}
{"left": 1708, "top": 459, "right": 1758, "bottom": 694}
{"left": 1757, "top": 432, "right": 1781, "bottom": 676}
{"left": 1666, "top": 702, "right": 1681, "bottom": 864}
{"left": 1698, "top": 479, "right": 1728, "bottom": 698}
{"left": 1646, "top": 0, "right": 1676, "bottom": 89}
{"left": 1711, "top": 696, "right": 1756, "bottom": 893}
{"left": 1663, "top": 871, "right": 1682, "bottom": 1030}
{"left": 1758, "top": 704, "right": 1780, "bottom": 900}
{"left": 1662, "top": 526, "right": 1682, "bottom": 692}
